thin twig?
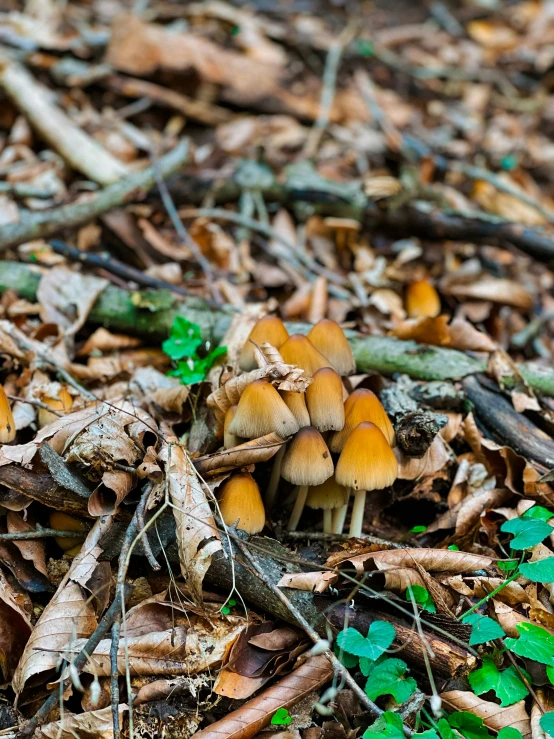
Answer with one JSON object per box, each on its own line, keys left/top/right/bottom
{"left": 234, "top": 536, "right": 414, "bottom": 737}
{"left": 6, "top": 395, "right": 64, "bottom": 416}
{"left": 0, "top": 528, "right": 86, "bottom": 542}
{"left": 283, "top": 530, "right": 402, "bottom": 548}
{"left": 110, "top": 619, "right": 121, "bottom": 739}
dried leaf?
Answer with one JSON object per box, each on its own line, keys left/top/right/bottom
{"left": 441, "top": 691, "right": 531, "bottom": 739}
{"left": 336, "top": 548, "right": 493, "bottom": 574}
{"left": 277, "top": 571, "right": 338, "bottom": 594}
{"left": 162, "top": 442, "right": 222, "bottom": 606}
{"left": 195, "top": 434, "right": 285, "bottom": 476}
{"left": 390, "top": 315, "right": 451, "bottom": 346}
{"left": 78, "top": 328, "right": 141, "bottom": 356}
{"left": 443, "top": 277, "right": 533, "bottom": 311}
{"left": 7, "top": 511, "right": 48, "bottom": 577}
{"left": 36, "top": 704, "right": 128, "bottom": 739}
{"left": 448, "top": 318, "right": 496, "bottom": 352}
{"left": 0, "top": 569, "right": 32, "bottom": 681}
{"left": 395, "top": 437, "right": 450, "bottom": 480}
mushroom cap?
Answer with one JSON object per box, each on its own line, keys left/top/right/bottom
{"left": 335, "top": 422, "right": 398, "bottom": 491}
{"left": 281, "top": 426, "right": 333, "bottom": 486}
{"left": 0, "top": 385, "right": 15, "bottom": 443}
{"left": 306, "top": 476, "right": 349, "bottom": 510}
{"left": 306, "top": 368, "right": 345, "bottom": 432}
{"left": 280, "top": 390, "right": 310, "bottom": 428}
{"left": 228, "top": 380, "right": 299, "bottom": 439}
{"left": 406, "top": 279, "right": 441, "bottom": 319}
{"left": 49, "top": 511, "right": 87, "bottom": 551}
{"left": 329, "top": 389, "right": 395, "bottom": 452}
{"left": 224, "top": 405, "right": 245, "bottom": 449}
{"left": 279, "top": 334, "right": 331, "bottom": 377}
{"left": 307, "top": 319, "right": 356, "bottom": 376}
{"left": 38, "top": 386, "right": 73, "bottom": 428}
{"left": 217, "top": 472, "right": 266, "bottom": 534}
{"left": 239, "top": 315, "right": 289, "bottom": 371}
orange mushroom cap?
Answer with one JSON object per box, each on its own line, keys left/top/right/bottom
{"left": 279, "top": 334, "right": 331, "bottom": 377}
{"left": 306, "top": 476, "right": 349, "bottom": 510}
{"left": 306, "top": 367, "right": 345, "bottom": 432}
{"left": 228, "top": 380, "right": 299, "bottom": 439}
{"left": 0, "top": 385, "right": 15, "bottom": 443}
{"left": 239, "top": 315, "right": 289, "bottom": 371}
{"left": 307, "top": 319, "right": 356, "bottom": 375}
{"left": 280, "top": 390, "right": 310, "bottom": 428}
{"left": 330, "top": 389, "right": 394, "bottom": 452}
{"left": 405, "top": 279, "right": 441, "bottom": 319}
{"left": 335, "top": 422, "right": 398, "bottom": 491}
{"left": 217, "top": 472, "right": 266, "bottom": 534}
{"left": 281, "top": 426, "right": 333, "bottom": 487}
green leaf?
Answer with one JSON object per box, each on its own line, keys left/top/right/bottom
{"left": 497, "top": 559, "right": 519, "bottom": 572}
{"left": 169, "top": 360, "right": 207, "bottom": 386}
{"left": 437, "top": 718, "right": 455, "bottom": 739}
{"left": 497, "top": 729, "right": 524, "bottom": 739}
{"left": 364, "top": 658, "right": 417, "bottom": 703}
{"left": 363, "top": 711, "right": 405, "bottom": 738}
{"left": 505, "top": 622, "right": 554, "bottom": 666}
{"left": 359, "top": 656, "right": 374, "bottom": 676}
{"left": 522, "top": 506, "right": 553, "bottom": 522}
{"left": 405, "top": 585, "right": 436, "bottom": 613}
{"left": 468, "top": 657, "right": 529, "bottom": 707}
{"left": 500, "top": 517, "right": 552, "bottom": 549}
{"left": 546, "top": 665, "right": 554, "bottom": 685}
{"left": 335, "top": 644, "right": 358, "bottom": 669}
{"left": 519, "top": 557, "right": 554, "bottom": 583}
{"left": 540, "top": 712, "right": 554, "bottom": 738}
{"left": 336, "top": 621, "right": 396, "bottom": 660}
{"left": 162, "top": 316, "right": 203, "bottom": 360}
{"left": 416, "top": 732, "right": 440, "bottom": 739}
{"left": 271, "top": 708, "right": 292, "bottom": 726}
{"left": 462, "top": 613, "right": 506, "bottom": 645}
{"left": 448, "top": 545, "right": 459, "bottom": 551}
{"left": 448, "top": 712, "right": 490, "bottom": 739}
{"left": 410, "top": 525, "right": 427, "bottom": 533}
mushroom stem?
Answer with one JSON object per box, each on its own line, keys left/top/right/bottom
{"left": 332, "top": 489, "right": 350, "bottom": 534}
{"left": 323, "top": 509, "right": 333, "bottom": 534}
{"left": 349, "top": 490, "right": 367, "bottom": 537}
{"left": 265, "top": 443, "right": 286, "bottom": 507}
{"left": 287, "top": 485, "right": 309, "bottom": 531}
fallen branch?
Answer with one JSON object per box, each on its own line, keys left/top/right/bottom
{"left": 2, "top": 261, "right": 554, "bottom": 395}
{"left": 0, "top": 140, "right": 189, "bottom": 252}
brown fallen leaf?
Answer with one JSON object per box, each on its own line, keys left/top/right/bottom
{"left": 195, "top": 434, "right": 285, "bottom": 476}
{"left": 443, "top": 277, "right": 533, "bottom": 312}
{"left": 36, "top": 704, "right": 128, "bottom": 739}
{"left": 391, "top": 315, "right": 451, "bottom": 346}
{"left": 0, "top": 568, "right": 32, "bottom": 681}
{"left": 336, "top": 548, "right": 493, "bottom": 574}
{"left": 6, "top": 510, "right": 48, "bottom": 577}
{"left": 446, "top": 575, "right": 528, "bottom": 606}
{"left": 448, "top": 318, "right": 497, "bottom": 352}
{"left": 194, "top": 655, "right": 333, "bottom": 739}
{"left": 161, "top": 441, "right": 222, "bottom": 606}
{"left": 395, "top": 437, "right": 451, "bottom": 480}
{"left": 78, "top": 327, "right": 142, "bottom": 356}
{"left": 441, "top": 691, "right": 531, "bottom": 739}
{"left": 278, "top": 571, "right": 338, "bottom": 594}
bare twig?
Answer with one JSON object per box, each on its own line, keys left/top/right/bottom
{"left": 0, "top": 139, "right": 189, "bottom": 252}
{"left": 6, "top": 395, "right": 64, "bottom": 416}
{"left": 0, "top": 527, "right": 86, "bottom": 542}
{"left": 283, "top": 530, "right": 402, "bottom": 548}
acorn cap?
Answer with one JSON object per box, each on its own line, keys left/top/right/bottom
{"left": 228, "top": 380, "right": 299, "bottom": 439}
{"left": 335, "top": 422, "right": 398, "bottom": 491}
{"left": 306, "top": 368, "right": 345, "bottom": 432}
{"left": 306, "top": 476, "right": 348, "bottom": 510}
{"left": 279, "top": 334, "right": 331, "bottom": 377}
{"left": 329, "top": 389, "right": 395, "bottom": 452}
{"left": 38, "top": 386, "right": 73, "bottom": 428}
{"left": 307, "top": 319, "right": 356, "bottom": 376}
{"left": 406, "top": 279, "right": 441, "bottom": 319}
{"left": 281, "top": 426, "right": 333, "bottom": 486}
{"left": 280, "top": 390, "right": 310, "bottom": 428}
{"left": 224, "top": 405, "right": 244, "bottom": 449}
{"left": 239, "top": 315, "right": 289, "bottom": 371}
{"left": 0, "top": 385, "right": 15, "bottom": 443}
{"left": 217, "top": 472, "right": 266, "bottom": 534}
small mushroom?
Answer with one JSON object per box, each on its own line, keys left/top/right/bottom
{"left": 217, "top": 472, "right": 266, "bottom": 534}
{"left": 49, "top": 511, "right": 88, "bottom": 553}
{"left": 280, "top": 390, "right": 310, "bottom": 428}
{"left": 38, "top": 386, "right": 73, "bottom": 428}
{"left": 281, "top": 426, "right": 333, "bottom": 531}
{"left": 330, "top": 388, "right": 395, "bottom": 452}
{"left": 306, "top": 368, "right": 345, "bottom": 432}
{"left": 228, "top": 379, "right": 299, "bottom": 439}
{"left": 307, "top": 319, "right": 356, "bottom": 376}
{"left": 405, "top": 279, "right": 441, "bottom": 319}
{"left": 335, "top": 422, "right": 398, "bottom": 537}
{"left": 0, "top": 385, "right": 15, "bottom": 443}
{"left": 223, "top": 405, "right": 245, "bottom": 449}
{"left": 307, "top": 476, "right": 349, "bottom": 534}
{"left": 239, "top": 315, "right": 289, "bottom": 371}
{"left": 279, "top": 334, "right": 331, "bottom": 377}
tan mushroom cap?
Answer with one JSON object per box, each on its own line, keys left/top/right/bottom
{"left": 281, "top": 426, "right": 333, "bottom": 487}
{"left": 306, "top": 476, "right": 349, "bottom": 510}
{"left": 406, "top": 279, "right": 441, "bottom": 319}
{"left": 330, "top": 389, "right": 395, "bottom": 452}
{"left": 38, "top": 386, "right": 73, "bottom": 428}
{"left": 279, "top": 334, "right": 331, "bottom": 377}
{"left": 239, "top": 315, "right": 289, "bottom": 371}
{"left": 306, "top": 367, "right": 345, "bottom": 432}
{"left": 0, "top": 385, "right": 15, "bottom": 443}
{"left": 228, "top": 380, "right": 299, "bottom": 439}
{"left": 224, "top": 405, "right": 245, "bottom": 449}
{"left": 217, "top": 472, "right": 266, "bottom": 534}
{"left": 307, "top": 319, "right": 356, "bottom": 376}
{"left": 280, "top": 390, "right": 310, "bottom": 428}
{"left": 335, "top": 422, "right": 398, "bottom": 491}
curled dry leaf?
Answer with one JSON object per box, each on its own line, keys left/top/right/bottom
{"left": 441, "top": 691, "right": 531, "bottom": 739}
{"left": 195, "top": 433, "right": 286, "bottom": 476}
{"left": 448, "top": 318, "right": 496, "bottom": 352}
{"left": 36, "top": 704, "right": 128, "bottom": 739}
{"left": 161, "top": 441, "right": 222, "bottom": 606}
{"left": 446, "top": 575, "right": 528, "bottom": 606}
{"left": 194, "top": 655, "right": 333, "bottom": 739}
{"left": 0, "top": 568, "right": 32, "bottom": 681}
{"left": 277, "top": 571, "right": 338, "bottom": 594}
{"left": 6, "top": 510, "right": 48, "bottom": 577}
{"left": 395, "top": 436, "right": 450, "bottom": 480}
{"left": 78, "top": 327, "right": 142, "bottom": 356}
{"left": 336, "top": 548, "right": 493, "bottom": 574}
{"left": 443, "top": 276, "right": 533, "bottom": 312}
{"left": 391, "top": 315, "right": 451, "bottom": 346}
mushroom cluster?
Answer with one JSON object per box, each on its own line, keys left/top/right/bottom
{"left": 216, "top": 316, "right": 398, "bottom": 538}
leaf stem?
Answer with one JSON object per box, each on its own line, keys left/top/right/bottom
{"left": 459, "top": 570, "right": 521, "bottom": 621}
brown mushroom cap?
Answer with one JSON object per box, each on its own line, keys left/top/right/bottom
{"left": 281, "top": 426, "right": 333, "bottom": 486}
{"left": 239, "top": 315, "right": 289, "bottom": 371}
{"left": 406, "top": 279, "right": 441, "bottom": 319}
{"left": 329, "top": 389, "right": 395, "bottom": 452}
{"left": 217, "top": 472, "right": 266, "bottom": 534}
{"left": 224, "top": 405, "right": 245, "bottom": 449}
{"left": 335, "top": 422, "right": 398, "bottom": 491}
{"left": 306, "top": 368, "right": 345, "bottom": 432}
{"left": 306, "top": 476, "right": 349, "bottom": 510}
{"left": 279, "top": 334, "right": 331, "bottom": 377}
{"left": 228, "top": 379, "right": 299, "bottom": 439}
{"left": 0, "top": 385, "right": 15, "bottom": 443}
{"left": 280, "top": 390, "right": 310, "bottom": 428}
{"left": 307, "top": 319, "right": 356, "bottom": 376}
